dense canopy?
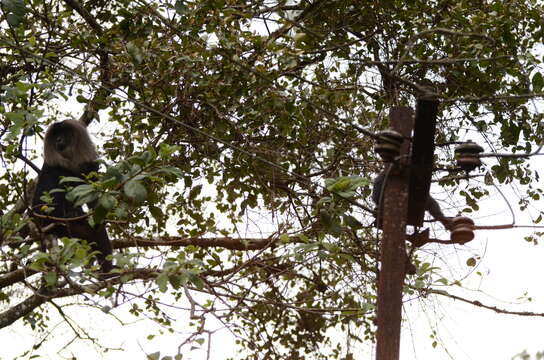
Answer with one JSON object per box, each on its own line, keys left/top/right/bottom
{"left": 1, "top": 0, "right": 544, "bottom": 359}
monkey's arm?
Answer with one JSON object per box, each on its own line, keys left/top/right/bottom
{"left": 425, "top": 196, "right": 453, "bottom": 230}
{"left": 371, "top": 173, "right": 386, "bottom": 206}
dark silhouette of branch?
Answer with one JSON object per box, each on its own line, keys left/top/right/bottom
{"left": 112, "top": 235, "right": 282, "bottom": 250}
{"left": 0, "top": 235, "right": 302, "bottom": 288}
{"left": 62, "top": 0, "right": 103, "bottom": 35}
{"left": 0, "top": 268, "right": 38, "bottom": 288}
{"left": 431, "top": 289, "right": 544, "bottom": 317}
{"left": 0, "top": 269, "right": 157, "bottom": 329}
{"left": 446, "top": 92, "right": 544, "bottom": 103}
{"left": 0, "top": 145, "right": 40, "bottom": 174}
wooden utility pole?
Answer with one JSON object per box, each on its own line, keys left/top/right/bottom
{"left": 375, "top": 107, "right": 414, "bottom": 360}
{"left": 375, "top": 100, "right": 439, "bottom": 360}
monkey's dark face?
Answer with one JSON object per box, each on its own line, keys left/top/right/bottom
{"left": 48, "top": 123, "right": 74, "bottom": 154}
{"left": 54, "top": 131, "right": 70, "bottom": 152}
{"left": 43, "top": 120, "right": 98, "bottom": 173}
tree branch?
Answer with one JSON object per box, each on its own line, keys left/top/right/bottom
{"left": 0, "top": 235, "right": 302, "bottom": 288}
{"left": 0, "top": 269, "right": 157, "bottom": 329}
{"left": 0, "top": 268, "right": 38, "bottom": 288}
{"left": 62, "top": 0, "right": 103, "bottom": 35}
{"left": 112, "top": 235, "right": 283, "bottom": 250}
{"left": 430, "top": 289, "right": 544, "bottom": 317}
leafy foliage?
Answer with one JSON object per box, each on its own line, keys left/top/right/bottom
{"left": 0, "top": 0, "right": 544, "bottom": 359}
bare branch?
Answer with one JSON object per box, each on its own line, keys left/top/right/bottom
{"left": 431, "top": 289, "right": 544, "bottom": 317}
{"left": 112, "top": 236, "right": 283, "bottom": 250}
{"left": 0, "top": 269, "right": 156, "bottom": 329}
{"left": 351, "top": 55, "right": 515, "bottom": 66}
{"left": 0, "top": 268, "right": 38, "bottom": 288}
{"left": 62, "top": 0, "right": 103, "bottom": 35}
{"left": 445, "top": 92, "right": 544, "bottom": 103}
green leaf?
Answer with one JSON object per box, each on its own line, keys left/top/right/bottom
{"left": 344, "top": 215, "right": 363, "bottom": 229}
{"left": 533, "top": 72, "right": 544, "bottom": 92}
{"left": 2, "top": 0, "right": 26, "bottom": 26}
{"left": 280, "top": 233, "right": 291, "bottom": 243}
{"left": 150, "top": 206, "right": 163, "bottom": 223}
{"left": 168, "top": 274, "right": 182, "bottom": 289}
{"left": 124, "top": 180, "right": 148, "bottom": 203}
{"left": 189, "top": 184, "right": 202, "bottom": 200}
{"left": 188, "top": 272, "right": 204, "bottom": 290}
{"left": 156, "top": 273, "right": 168, "bottom": 293}
{"left": 66, "top": 184, "right": 98, "bottom": 206}
{"left": 104, "top": 166, "right": 124, "bottom": 184}
{"left": 44, "top": 271, "right": 58, "bottom": 287}
{"left": 326, "top": 178, "right": 351, "bottom": 192}
{"left": 59, "top": 177, "right": 86, "bottom": 184}
{"left": 98, "top": 193, "right": 117, "bottom": 211}
{"left": 174, "top": 0, "right": 188, "bottom": 14}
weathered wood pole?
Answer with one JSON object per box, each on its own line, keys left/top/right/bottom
{"left": 375, "top": 106, "right": 414, "bottom": 360}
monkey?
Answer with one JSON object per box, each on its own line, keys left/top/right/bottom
{"left": 372, "top": 171, "right": 453, "bottom": 230}
{"left": 31, "top": 120, "right": 113, "bottom": 273}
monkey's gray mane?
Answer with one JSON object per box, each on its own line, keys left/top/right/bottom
{"left": 43, "top": 119, "right": 99, "bottom": 173}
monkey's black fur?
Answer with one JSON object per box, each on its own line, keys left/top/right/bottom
{"left": 32, "top": 120, "right": 113, "bottom": 273}
{"left": 372, "top": 172, "right": 452, "bottom": 230}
